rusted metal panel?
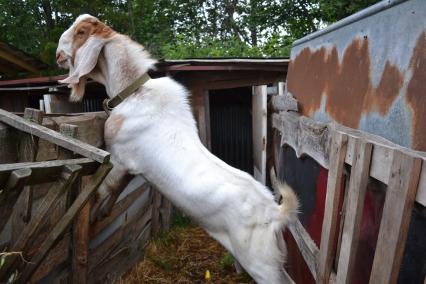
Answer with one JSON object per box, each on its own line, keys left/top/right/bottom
{"left": 287, "top": 0, "right": 426, "bottom": 151}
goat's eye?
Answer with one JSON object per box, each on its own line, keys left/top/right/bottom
{"left": 77, "top": 29, "right": 85, "bottom": 35}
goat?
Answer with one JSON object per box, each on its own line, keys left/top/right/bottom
{"left": 56, "top": 14, "right": 298, "bottom": 284}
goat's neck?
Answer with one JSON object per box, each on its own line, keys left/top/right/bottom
{"left": 94, "top": 36, "right": 156, "bottom": 98}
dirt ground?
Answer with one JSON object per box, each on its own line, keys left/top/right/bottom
{"left": 117, "top": 216, "right": 255, "bottom": 284}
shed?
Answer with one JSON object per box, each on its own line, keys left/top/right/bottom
{"left": 0, "top": 58, "right": 288, "bottom": 176}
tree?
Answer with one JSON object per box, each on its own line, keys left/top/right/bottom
{"left": 0, "top": 0, "right": 381, "bottom": 72}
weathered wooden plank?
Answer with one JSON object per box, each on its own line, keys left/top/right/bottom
{"left": 88, "top": 223, "right": 151, "bottom": 283}
{"left": 89, "top": 202, "right": 152, "bottom": 273}
{"left": 288, "top": 219, "right": 319, "bottom": 281}
{"left": 18, "top": 163, "right": 112, "bottom": 283}
{"left": 90, "top": 185, "right": 148, "bottom": 238}
{"left": 272, "top": 112, "right": 330, "bottom": 169}
{"left": 0, "top": 108, "right": 110, "bottom": 163}
{"left": 89, "top": 205, "right": 152, "bottom": 281}
{"left": 253, "top": 85, "right": 268, "bottom": 184}
{"left": 369, "top": 152, "right": 421, "bottom": 284}
{"left": 0, "top": 165, "right": 81, "bottom": 279}
{"left": 317, "top": 132, "right": 348, "bottom": 284}
{"left": 68, "top": 124, "right": 89, "bottom": 284}
{"left": 30, "top": 234, "right": 70, "bottom": 283}
{"left": 11, "top": 109, "right": 43, "bottom": 246}
{"left": 0, "top": 158, "right": 98, "bottom": 186}
{"left": 50, "top": 113, "right": 106, "bottom": 148}
{"left": 272, "top": 112, "right": 426, "bottom": 206}
{"left": 33, "top": 123, "right": 78, "bottom": 282}
{"left": 271, "top": 91, "right": 298, "bottom": 112}
{"left": 10, "top": 187, "right": 32, "bottom": 243}
{"left": 0, "top": 169, "right": 32, "bottom": 233}
{"left": 336, "top": 140, "right": 372, "bottom": 284}
{"left": 72, "top": 194, "right": 90, "bottom": 284}
{"left": 0, "top": 122, "right": 18, "bottom": 163}
{"left": 18, "top": 108, "right": 43, "bottom": 161}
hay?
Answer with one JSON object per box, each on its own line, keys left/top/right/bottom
{"left": 117, "top": 219, "right": 254, "bottom": 284}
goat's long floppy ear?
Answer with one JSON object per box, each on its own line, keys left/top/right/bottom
{"left": 59, "top": 36, "right": 105, "bottom": 85}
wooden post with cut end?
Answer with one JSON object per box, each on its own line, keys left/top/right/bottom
{"left": 63, "top": 122, "right": 89, "bottom": 284}
{"left": 317, "top": 132, "right": 348, "bottom": 284}
{"left": 18, "top": 163, "right": 112, "bottom": 284}
{"left": 369, "top": 151, "right": 421, "bottom": 284}
{"left": 11, "top": 108, "right": 43, "bottom": 244}
{"left": 31, "top": 123, "right": 79, "bottom": 282}
{"left": 335, "top": 140, "right": 372, "bottom": 284}
{"left": 0, "top": 168, "right": 32, "bottom": 233}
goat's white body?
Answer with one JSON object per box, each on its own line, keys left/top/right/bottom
{"left": 56, "top": 17, "right": 297, "bottom": 283}
{"left": 106, "top": 77, "right": 291, "bottom": 283}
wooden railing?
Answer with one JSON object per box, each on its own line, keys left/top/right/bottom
{"left": 271, "top": 97, "right": 425, "bottom": 284}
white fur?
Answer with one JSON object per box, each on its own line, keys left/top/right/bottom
{"left": 57, "top": 14, "right": 298, "bottom": 284}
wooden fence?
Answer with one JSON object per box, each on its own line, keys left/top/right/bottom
{"left": 271, "top": 95, "right": 426, "bottom": 284}
{"left": 0, "top": 108, "right": 171, "bottom": 283}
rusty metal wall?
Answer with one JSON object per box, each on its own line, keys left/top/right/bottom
{"left": 287, "top": 0, "right": 426, "bottom": 151}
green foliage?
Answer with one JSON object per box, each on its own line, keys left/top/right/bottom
{"left": 318, "top": 0, "right": 381, "bottom": 24}
{"left": 218, "top": 253, "right": 234, "bottom": 270}
{"left": 0, "top": 0, "right": 381, "bottom": 71}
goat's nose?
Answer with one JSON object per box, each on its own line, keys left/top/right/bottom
{"left": 56, "top": 51, "right": 67, "bottom": 65}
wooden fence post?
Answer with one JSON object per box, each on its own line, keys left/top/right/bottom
{"left": 369, "top": 151, "right": 421, "bottom": 284}
{"left": 11, "top": 108, "right": 43, "bottom": 244}
{"left": 335, "top": 140, "right": 372, "bottom": 284}
{"left": 317, "top": 132, "right": 348, "bottom": 284}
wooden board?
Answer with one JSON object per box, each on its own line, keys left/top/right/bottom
{"left": 288, "top": 219, "right": 319, "bottom": 280}
{"left": 11, "top": 109, "right": 43, "bottom": 245}
{"left": 0, "top": 158, "right": 98, "bottom": 186}
{"left": 369, "top": 151, "right": 421, "bottom": 284}
{"left": 335, "top": 140, "right": 372, "bottom": 284}
{"left": 317, "top": 132, "right": 348, "bottom": 284}
{"left": 0, "top": 108, "right": 110, "bottom": 163}
{"left": 252, "top": 85, "right": 268, "bottom": 184}
{"left": 90, "top": 185, "right": 148, "bottom": 238}
{"left": 272, "top": 112, "right": 330, "bottom": 169}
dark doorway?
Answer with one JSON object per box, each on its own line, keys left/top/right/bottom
{"left": 209, "top": 87, "right": 253, "bottom": 174}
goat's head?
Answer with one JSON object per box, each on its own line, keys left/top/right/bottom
{"left": 56, "top": 14, "right": 115, "bottom": 101}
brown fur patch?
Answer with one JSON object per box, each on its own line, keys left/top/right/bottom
{"left": 105, "top": 114, "right": 125, "bottom": 144}
{"left": 72, "top": 18, "right": 115, "bottom": 60}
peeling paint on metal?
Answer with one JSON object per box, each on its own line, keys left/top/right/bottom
{"left": 287, "top": 0, "right": 426, "bottom": 151}
{"left": 406, "top": 31, "right": 426, "bottom": 151}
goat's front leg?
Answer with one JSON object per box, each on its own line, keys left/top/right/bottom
{"left": 91, "top": 163, "right": 132, "bottom": 222}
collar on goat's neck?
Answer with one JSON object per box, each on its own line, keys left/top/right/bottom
{"left": 102, "top": 72, "right": 151, "bottom": 115}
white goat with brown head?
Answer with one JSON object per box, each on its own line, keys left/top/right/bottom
{"left": 56, "top": 14, "right": 298, "bottom": 284}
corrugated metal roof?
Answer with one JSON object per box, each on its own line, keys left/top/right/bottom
{"left": 0, "top": 58, "right": 288, "bottom": 88}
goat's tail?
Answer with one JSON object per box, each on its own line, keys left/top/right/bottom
{"left": 277, "top": 183, "right": 299, "bottom": 226}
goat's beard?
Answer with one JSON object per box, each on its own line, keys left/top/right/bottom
{"left": 69, "top": 76, "right": 87, "bottom": 102}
